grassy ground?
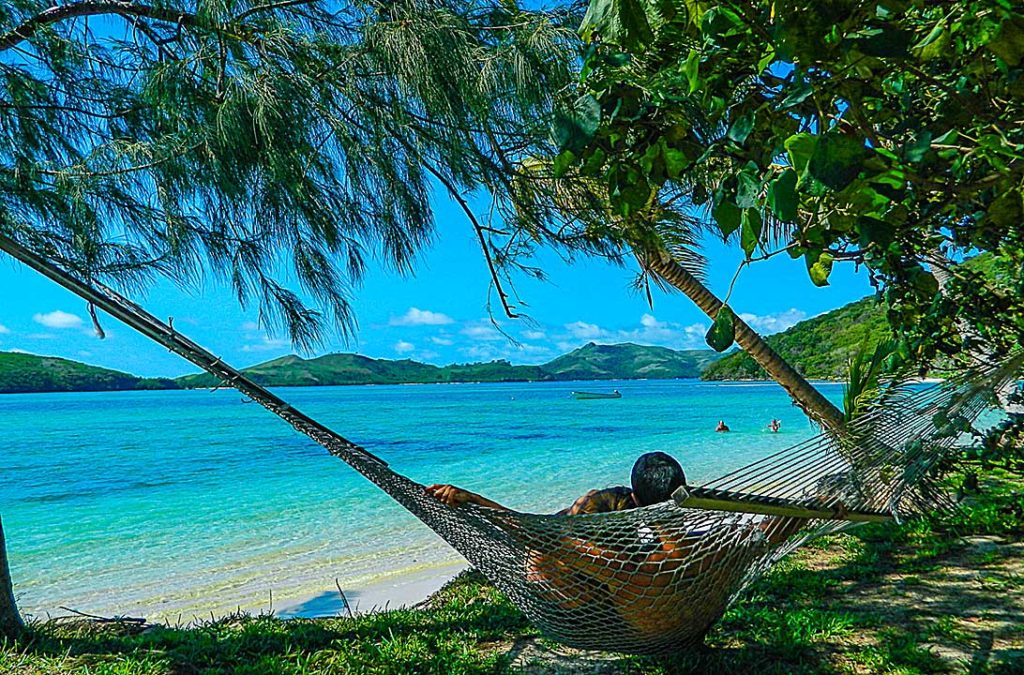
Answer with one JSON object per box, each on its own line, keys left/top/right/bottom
{"left": 2, "top": 475, "right": 1022, "bottom": 674}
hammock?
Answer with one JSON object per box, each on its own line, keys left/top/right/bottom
{"left": 2, "top": 234, "right": 1018, "bottom": 656}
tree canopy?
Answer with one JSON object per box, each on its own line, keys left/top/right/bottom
{"left": 559, "top": 0, "right": 1024, "bottom": 370}
{"left": 0, "top": 0, "right": 585, "bottom": 346}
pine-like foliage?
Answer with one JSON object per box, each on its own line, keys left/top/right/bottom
{"left": 0, "top": 0, "right": 583, "bottom": 346}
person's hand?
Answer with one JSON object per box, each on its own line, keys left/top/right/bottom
{"left": 425, "top": 484, "right": 476, "bottom": 507}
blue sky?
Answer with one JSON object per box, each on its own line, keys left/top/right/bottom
{"left": 0, "top": 194, "right": 875, "bottom": 378}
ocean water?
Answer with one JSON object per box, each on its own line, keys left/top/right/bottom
{"left": 0, "top": 379, "right": 845, "bottom": 621}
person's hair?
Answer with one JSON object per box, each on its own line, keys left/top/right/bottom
{"left": 631, "top": 452, "right": 686, "bottom": 507}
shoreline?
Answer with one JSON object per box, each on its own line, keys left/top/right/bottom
{"left": 276, "top": 561, "right": 468, "bottom": 618}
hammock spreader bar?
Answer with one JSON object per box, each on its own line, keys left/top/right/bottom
{"left": 673, "top": 486, "right": 892, "bottom": 523}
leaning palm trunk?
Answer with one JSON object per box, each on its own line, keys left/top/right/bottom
{"left": 646, "top": 250, "right": 846, "bottom": 432}
{"left": 0, "top": 517, "right": 22, "bottom": 640}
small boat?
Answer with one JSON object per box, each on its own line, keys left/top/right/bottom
{"left": 571, "top": 390, "right": 622, "bottom": 400}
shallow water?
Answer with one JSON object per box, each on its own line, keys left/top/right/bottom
{"left": 0, "top": 379, "right": 845, "bottom": 621}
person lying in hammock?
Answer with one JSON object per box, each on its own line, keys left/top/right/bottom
{"left": 426, "top": 451, "right": 686, "bottom": 514}
{"left": 426, "top": 452, "right": 808, "bottom": 639}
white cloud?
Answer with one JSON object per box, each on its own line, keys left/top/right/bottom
{"left": 0, "top": 324, "right": 9, "bottom": 335}
{"left": 33, "top": 310, "right": 82, "bottom": 329}
{"left": 240, "top": 320, "right": 260, "bottom": 331}
{"left": 418, "top": 350, "right": 440, "bottom": 361}
{"left": 430, "top": 336, "right": 454, "bottom": 346}
{"left": 389, "top": 308, "right": 454, "bottom": 327}
{"left": 517, "top": 343, "right": 552, "bottom": 355}
{"left": 458, "top": 340, "right": 553, "bottom": 363}
{"left": 738, "top": 308, "right": 806, "bottom": 335}
{"left": 522, "top": 330, "right": 546, "bottom": 340}
{"left": 557, "top": 315, "right": 711, "bottom": 352}
{"left": 26, "top": 333, "right": 56, "bottom": 340}
{"left": 461, "top": 320, "right": 505, "bottom": 341}
{"left": 683, "top": 323, "right": 708, "bottom": 339}
{"left": 8, "top": 348, "right": 31, "bottom": 354}
{"left": 460, "top": 344, "right": 496, "bottom": 360}
{"left": 394, "top": 340, "right": 415, "bottom": 354}
{"left": 564, "top": 321, "right": 608, "bottom": 340}
{"left": 640, "top": 313, "right": 664, "bottom": 329}
{"left": 241, "top": 336, "right": 289, "bottom": 353}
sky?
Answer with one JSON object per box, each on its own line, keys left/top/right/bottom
{"left": 0, "top": 193, "right": 876, "bottom": 378}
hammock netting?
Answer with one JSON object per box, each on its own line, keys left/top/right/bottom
{"left": 2, "top": 234, "right": 1019, "bottom": 656}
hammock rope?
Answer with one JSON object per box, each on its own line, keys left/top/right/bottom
{"left": 2, "top": 232, "right": 1018, "bottom": 655}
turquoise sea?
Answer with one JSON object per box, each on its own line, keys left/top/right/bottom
{"left": 0, "top": 379, "right": 845, "bottom": 622}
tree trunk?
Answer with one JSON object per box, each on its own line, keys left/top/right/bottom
{"left": 0, "top": 516, "right": 22, "bottom": 640}
{"left": 646, "top": 250, "right": 846, "bottom": 432}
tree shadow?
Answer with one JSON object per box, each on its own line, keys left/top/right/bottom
{"left": 12, "top": 572, "right": 533, "bottom": 673}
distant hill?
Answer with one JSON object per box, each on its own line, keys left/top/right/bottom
{"left": 701, "top": 296, "right": 890, "bottom": 381}
{"left": 0, "top": 352, "right": 179, "bottom": 394}
{"left": 175, "top": 352, "right": 549, "bottom": 388}
{"left": 542, "top": 342, "right": 719, "bottom": 380}
{"left": 175, "top": 342, "right": 721, "bottom": 389}
{"left": 6, "top": 308, "right": 890, "bottom": 394}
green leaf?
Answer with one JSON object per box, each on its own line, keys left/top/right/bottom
{"left": 806, "top": 251, "right": 834, "bottom": 287}
{"left": 683, "top": 49, "right": 700, "bottom": 93}
{"left": 712, "top": 197, "right": 742, "bottom": 238}
{"left": 663, "top": 147, "right": 691, "bottom": 179}
{"left": 904, "top": 131, "right": 932, "bottom": 163}
{"left": 766, "top": 169, "right": 799, "bottom": 222}
{"left": 552, "top": 95, "right": 602, "bottom": 153}
{"left": 853, "top": 27, "right": 912, "bottom": 58}
{"left": 780, "top": 76, "right": 813, "bottom": 109}
{"left": 909, "top": 267, "right": 939, "bottom": 298}
{"left": 740, "top": 209, "right": 761, "bottom": 258}
{"left": 735, "top": 166, "right": 760, "bottom": 208}
{"left": 757, "top": 46, "right": 776, "bottom": 74}
{"left": 727, "top": 109, "right": 755, "bottom": 144}
{"left": 913, "top": 21, "right": 949, "bottom": 61}
{"left": 700, "top": 7, "right": 745, "bottom": 46}
{"left": 580, "top": 0, "right": 656, "bottom": 50}
{"left": 705, "top": 305, "right": 736, "bottom": 352}
{"left": 610, "top": 172, "right": 652, "bottom": 216}
{"left": 807, "top": 132, "right": 867, "bottom": 190}
{"left": 552, "top": 150, "right": 576, "bottom": 178}
{"left": 985, "top": 188, "right": 1023, "bottom": 228}
{"left": 987, "top": 17, "right": 1024, "bottom": 66}
{"left": 784, "top": 133, "right": 817, "bottom": 174}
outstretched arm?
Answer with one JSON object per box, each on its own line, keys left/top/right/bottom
{"left": 425, "top": 484, "right": 510, "bottom": 511}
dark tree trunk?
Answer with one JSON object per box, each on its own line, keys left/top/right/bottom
{"left": 647, "top": 251, "right": 846, "bottom": 432}
{"left": 0, "top": 516, "right": 22, "bottom": 640}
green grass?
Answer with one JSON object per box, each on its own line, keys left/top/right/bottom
{"left": 3, "top": 473, "right": 1022, "bottom": 674}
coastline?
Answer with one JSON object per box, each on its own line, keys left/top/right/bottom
{"left": 5, "top": 378, "right": 846, "bottom": 627}
{"left": 277, "top": 561, "right": 468, "bottom": 618}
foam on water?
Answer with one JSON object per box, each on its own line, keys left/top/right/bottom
{"left": 0, "top": 379, "right": 844, "bottom": 621}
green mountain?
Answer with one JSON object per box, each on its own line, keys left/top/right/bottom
{"left": 701, "top": 296, "right": 890, "bottom": 381}
{"left": 4, "top": 302, "right": 889, "bottom": 394}
{"left": 175, "top": 352, "right": 551, "bottom": 388}
{"left": 0, "top": 352, "right": 178, "bottom": 394}
{"left": 542, "top": 342, "right": 720, "bottom": 380}
{"left": 175, "top": 343, "right": 721, "bottom": 388}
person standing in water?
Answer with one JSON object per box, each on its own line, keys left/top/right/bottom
{"left": 715, "top": 420, "right": 730, "bottom": 432}
{"left": 768, "top": 419, "right": 781, "bottom": 433}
